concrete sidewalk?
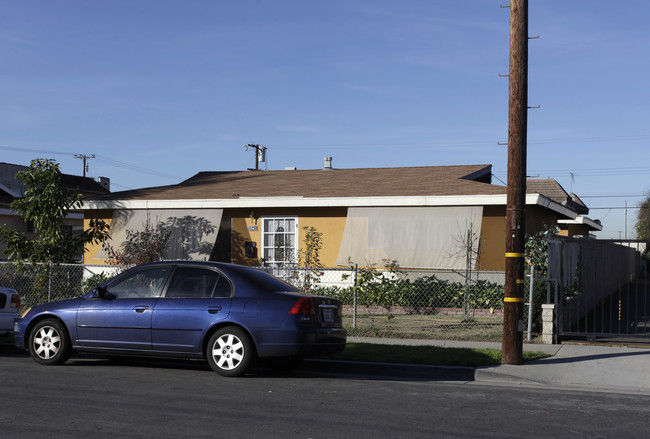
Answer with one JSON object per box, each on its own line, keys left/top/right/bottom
{"left": 348, "top": 336, "right": 650, "bottom": 393}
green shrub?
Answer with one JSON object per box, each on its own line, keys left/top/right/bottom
{"left": 325, "top": 270, "right": 504, "bottom": 312}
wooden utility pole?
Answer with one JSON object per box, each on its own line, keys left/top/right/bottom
{"left": 74, "top": 154, "right": 95, "bottom": 177}
{"left": 246, "top": 144, "right": 266, "bottom": 171}
{"left": 502, "top": 0, "right": 528, "bottom": 365}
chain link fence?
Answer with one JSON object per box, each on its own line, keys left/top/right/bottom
{"left": 1, "top": 262, "right": 544, "bottom": 342}
{"left": 269, "top": 265, "right": 510, "bottom": 341}
{"left": 0, "top": 262, "right": 126, "bottom": 311}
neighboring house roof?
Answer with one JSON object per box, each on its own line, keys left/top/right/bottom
{"left": 527, "top": 179, "right": 589, "bottom": 214}
{"left": 526, "top": 179, "right": 570, "bottom": 205}
{"left": 0, "top": 162, "right": 110, "bottom": 209}
{"left": 60, "top": 174, "right": 111, "bottom": 197}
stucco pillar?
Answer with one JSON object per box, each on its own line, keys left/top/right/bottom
{"left": 541, "top": 304, "right": 555, "bottom": 344}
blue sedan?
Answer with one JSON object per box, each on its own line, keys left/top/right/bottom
{"left": 14, "top": 262, "right": 346, "bottom": 377}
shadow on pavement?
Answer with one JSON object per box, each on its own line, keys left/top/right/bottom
{"left": 530, "top": 349, "right": 650, "bottom": 365}
{"left": 2, "top": 344, "right": 478, "bottom": 383}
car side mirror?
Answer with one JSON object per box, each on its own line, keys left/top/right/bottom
{"left": 95, "top": 286, "right": 107, "bottom": 299}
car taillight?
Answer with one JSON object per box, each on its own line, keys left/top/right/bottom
{"left": 288, "top": 297, "right": 315, "bottom": 315}
{"left": 10, "top": 294, "right": 20, "bottom": 309}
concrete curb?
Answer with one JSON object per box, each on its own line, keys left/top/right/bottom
{"left": 474, "top": 365, "right": 548, "bottom": 386}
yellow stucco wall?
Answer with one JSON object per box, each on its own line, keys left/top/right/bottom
{"left": 227, "top": 207, "right": 348, "bottom": 267}
{"left": 479, "top": 206, "right": 506, "bottom": 271}
{"left": 83, "top": 210, "right": 113, "bottom": 264}
{"left": 525, "top": 207, "right": 558, "bottom": 236}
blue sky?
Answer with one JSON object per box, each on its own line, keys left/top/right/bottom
{"left": 1, "top": 0, "right": 648, "bottom": 239}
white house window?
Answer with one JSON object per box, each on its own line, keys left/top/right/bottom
{"left": 262, "top": 217, "right": 298, "bottom": 272}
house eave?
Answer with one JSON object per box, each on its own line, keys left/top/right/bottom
{"left": 0, "top": 208, "right": 83, "bottom": 219}
{"left": 557, "top": 216, "right": 603, "bottom": 231}
{"left": 83, "top": 193, "right": 578, "bottom": 218}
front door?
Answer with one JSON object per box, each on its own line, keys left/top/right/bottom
{"left": 77, "top": 266, "right": 172, "bottom": 350}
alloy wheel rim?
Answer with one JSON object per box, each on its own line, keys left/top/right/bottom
{"left": 34, "top": 327, "right": 61, "bottom": 360}
{"left": 212, "top": 334, "right": 244, "bottom": 370}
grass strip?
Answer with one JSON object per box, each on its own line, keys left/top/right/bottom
{"left": 326, "top": 343, "right": 551, "bottom": 367}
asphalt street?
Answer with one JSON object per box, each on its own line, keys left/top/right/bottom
{"left": 1, "top": 348, "right": 649, "bottom": 438}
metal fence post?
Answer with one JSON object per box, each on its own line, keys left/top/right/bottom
{"left": 553, "top": 279, "right": 559, "bottom": 344}
{"left": 48, "top": 263, "right": 53, "bottom": 302}
{"left": 353, "top": 264, "right": 358, "bottom": 329}
{"left": 527, "top": 265, "right": 535, "bottom": 341}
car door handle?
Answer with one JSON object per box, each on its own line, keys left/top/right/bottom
{"left": 207, "top": 306, "right": 222, "bottom": 314}
{"left": 134, "top": 305, "right": 149, "bottom": 313}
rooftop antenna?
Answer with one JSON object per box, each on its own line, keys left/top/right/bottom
{"left": 245, "top": 144, "right": 266, "bottom": 171}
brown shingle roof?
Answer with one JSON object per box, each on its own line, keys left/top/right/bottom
{"left": 526, "top": 179, "right": 570, "bottom": 205}
{"left": 526, "top": 179, "right": 590, "bottom": 214}
{"left": 91, "top": 165, "right": 510, "bottom": 201}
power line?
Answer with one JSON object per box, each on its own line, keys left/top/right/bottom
{"left": 581, "top": 194, "right": 646, "bottom": 198}
{"left": 0, "top": 146, "right": 184, "bottom": 182}
{"left": 94, "top": 156, "right": 184, "bottom": 181}
{"left": 589, "top": 206, "right": 648, "bottom": 210}
{"left": 0, "top": 146, "right": 72, "bottom": 156}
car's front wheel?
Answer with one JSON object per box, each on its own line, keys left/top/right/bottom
{"left": 207, "top": 327, "right": 254, "bottom": 377}
{"left": 29, "top": 319, "right": 72, "bottom": 365}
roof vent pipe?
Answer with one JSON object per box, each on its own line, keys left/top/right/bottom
{"left": 97, "top": 176, "right": 110, "bottom": 191}
{"left": 324, "top": 156, "right": 333, "bottom": 170}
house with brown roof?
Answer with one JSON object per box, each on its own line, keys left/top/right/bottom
{"left": 82, "top": 163, "right": 601, "bottom": 271}
{"left": 0, "top": 162, "right": 111, "bottom": 261}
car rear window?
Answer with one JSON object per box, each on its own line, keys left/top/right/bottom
{"left": 166, "top": 266, "right": 233, "bottom": 298}
{"left": 225, "top": 265, "right": 301, "bottom": 293}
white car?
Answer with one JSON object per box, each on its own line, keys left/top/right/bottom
{"left": 0, "top": 287, "right": 21, "bottom": 336}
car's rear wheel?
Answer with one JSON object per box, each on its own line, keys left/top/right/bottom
{"left": 29, "top": 319, "right": 71, "bottom": 365}
{"left": 207, "top": 327, "right": 254, "bottom": 377}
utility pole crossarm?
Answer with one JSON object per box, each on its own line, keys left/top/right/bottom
{"left": 245, "top": 144, "right": 266, "bottom": 171}
{"left": 74, "top": 154, "right": 96, "bottom": 177}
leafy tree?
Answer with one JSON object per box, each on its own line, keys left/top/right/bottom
{"left": 0, "top": 159, "right": 109, "bottom": 263}
{"left": 298, "top": 226, "right": 324, "bottom": 290}
{"left": 103, "top": 220, "right": 171, "bottom": 265}
{"left": 524, "top": 225, "right": 559, "bottom": 276}
{"left": 636, "top": 192, "right": 650, "bottom": 240}
{"left": 299, "top": 226, "right": 322, "bottom": 268}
